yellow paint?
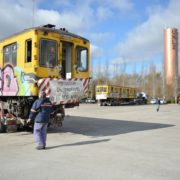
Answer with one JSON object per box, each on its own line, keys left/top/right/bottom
{"left": 96, "top": 85, "right": 137, "bottom": 99}
{"left": 0, "top": 26, "right": 90, "bottom": 96}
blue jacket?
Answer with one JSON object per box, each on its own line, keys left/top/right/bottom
{"left": 29, "top": 98, "right": 53, "bottom": 123}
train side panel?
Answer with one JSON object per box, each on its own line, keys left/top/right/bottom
{"left": 96, "top": 85, "right": 137, "bottom": 106}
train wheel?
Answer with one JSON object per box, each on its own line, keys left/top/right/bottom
{"left": 23, "top": 103, "right": 30, "bottom": 118}
{"left": 18, "top": 102, "right": 30, "bottom": 119}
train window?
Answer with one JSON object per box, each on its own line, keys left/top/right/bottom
{"left": 76, "top": 46, "right": 88, "bottom": 71}
{"left": 97, "top": 87, "right": 107, "bottom": 92}
{"left": 40, "top": 39, "right": 57, "bottom": 68}
{"left": 26, "top": 39, "right": 32, "bottom": 63}
{"left": 97, "top": 87, "right": 101, "bottom": 92}
{"left": 3, "top": 43, "right": 17, "bottom": 66}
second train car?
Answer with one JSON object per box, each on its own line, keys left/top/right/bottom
{"left": 96, "top": 85, "right": 137, "bottom": 106}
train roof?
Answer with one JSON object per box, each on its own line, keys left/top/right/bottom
{"left": 0, "top": 24, "right": 89, "bottom": 42}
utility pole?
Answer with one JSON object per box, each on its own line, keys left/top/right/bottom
{"left": 32, "top": 0, "right": 35, "bottom": 27}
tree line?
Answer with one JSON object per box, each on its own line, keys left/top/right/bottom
{"left": 89, "top": 62, "right": 179, "bottom": 102}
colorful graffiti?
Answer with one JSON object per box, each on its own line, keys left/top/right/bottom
{"left": 0, "top": 64, "right": 33, "bottom": 96}
{"left": 0, "top": 64, "right": 18, "bottom": 96}
{"left": 14, "top": 67, "right": 31, "bottom": 96}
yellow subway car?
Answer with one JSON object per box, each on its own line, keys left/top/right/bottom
{"left": 96, "top": 85, "right": 137, "bottom": 106}
{"left": 0, "top": 24, "right": 90, "bottom": 128}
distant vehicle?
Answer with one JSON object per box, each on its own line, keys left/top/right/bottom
{"left": 150, "top": 98, "right": 166, "bottom": 104}
{"left": 150, "top": 98, "right": 157, "bottom": 104}
{"left": 85, "top": 98, "right": 96, "bottom": 104}
{"left": 80, "top": 98, "right": 86, "bottom": 103}
{"left": 136, "top": 92, "right": 148, "bottom": 104}
{"left": 160, "top": 99, "right": 167, "bottom": 104}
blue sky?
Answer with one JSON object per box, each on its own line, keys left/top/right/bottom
{"left": 0, "top": 0, "right": 179, "bottom": 77}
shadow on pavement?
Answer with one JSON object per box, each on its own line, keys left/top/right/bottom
{"left": 48, "top": 116, "right": 174, "bottom": 137}
{"left": 46, "top": 139, "right": 110, "bottom": 150}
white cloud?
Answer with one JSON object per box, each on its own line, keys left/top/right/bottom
{"left": 97, "top": 0, "right": 133, "bottom": 11}
{"left": 106, "top": 0, "right": 133, "bottom": 11}
{"left": 95, "top": 0, "right": 134, "bottom": 21}
{"left": 0, "top": 0, "right": 135, "bottom": 39}
{"left": 116, "top": 0, "right": 180, "bottom": 62}
{"left": 0, "top": 0, "right": 95, "bottom": 39}
{"left": 52, "top": 0, "right": 72, "bottom": 7}
{"left": 36, "top": 9, "right": 60, "bottom": 25}
{"left": 0, "top": 1, "right": 34, "bottom": 38}
{"left": 90, "top": 32, "right": 115, "bottom": 45}
{"left": 35, "top": 9, "right": 92, "bottom": 32}
{"left": 96, "top": 7, "right": 113, "bottom": 21}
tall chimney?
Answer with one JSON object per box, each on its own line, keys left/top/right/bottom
{"left": 164, "top": 28, "right": 178, "bottom": 100}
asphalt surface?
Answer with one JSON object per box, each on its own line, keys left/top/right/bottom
{"left": 0, "top": 104, "right": 180, "bottom": 180}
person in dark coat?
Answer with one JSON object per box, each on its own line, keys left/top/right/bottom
{"left": 157, "top": 97, "right": 161, "bottom": 112}
{"left": 28, "top": 91, "right": 53, "bottom": 150}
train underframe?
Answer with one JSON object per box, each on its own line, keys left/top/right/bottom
{"left": 0, "top": 96, "right": 65, "bottom": 133}
{"left": 98, "top": 98, "right": 137, "bottom": 106}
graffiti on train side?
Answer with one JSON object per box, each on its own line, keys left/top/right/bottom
{"left": 0, "top": 64, "right": 33, "bottom": 96}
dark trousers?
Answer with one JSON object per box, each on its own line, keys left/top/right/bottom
{"left": 157, "top": 104, "right": 160, "bottom": 112}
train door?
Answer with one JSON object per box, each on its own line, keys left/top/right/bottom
{"left": 61, "top": 42, "right": 72, "bottom": 79}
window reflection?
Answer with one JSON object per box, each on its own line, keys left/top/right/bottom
{"left": 76, "top": 47, "right": 88, "bottom": 71}
{"left": 40, "top": 39, "right": 57, "bottom": 68}
{"left": 3, "top": 43, "right": 17, "bottom": 66}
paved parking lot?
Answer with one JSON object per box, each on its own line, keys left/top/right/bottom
{"left": 0, "top": 104, "right": 180, "bottom": 180}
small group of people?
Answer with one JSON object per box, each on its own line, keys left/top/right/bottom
{"left": 27, "top": 91, "right": 53, "bottom": 150}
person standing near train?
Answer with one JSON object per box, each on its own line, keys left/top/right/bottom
{"left": 28, "top": 91, "right": 53, "bottom": 150}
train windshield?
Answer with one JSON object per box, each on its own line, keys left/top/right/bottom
{"left": 40, "top": 39, "right": 58, "bottom": 68}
